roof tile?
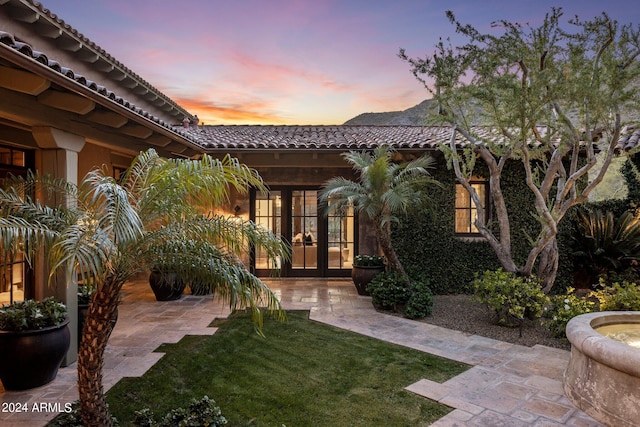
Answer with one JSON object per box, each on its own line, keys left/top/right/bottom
{"left": 183, "top": 124, "right": 638, "bottom": 153}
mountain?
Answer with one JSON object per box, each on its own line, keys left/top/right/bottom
{"left": 343, "top": 100, "right": 436, "bottom": 125}
{"left": 344, "top": 96, "right": 640, "bottom": 126}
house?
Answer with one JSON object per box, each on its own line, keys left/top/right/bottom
{"left": 2, "top": 0, "right": 638, "bottom": 361}
{"left": 0, "top": 0, "right": 500, "bottom": 292}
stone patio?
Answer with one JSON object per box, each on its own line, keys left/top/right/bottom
{"left": 0, "top": 277, "right": 604, "bottom": 426}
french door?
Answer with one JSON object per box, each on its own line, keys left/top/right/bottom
{"left": 0, "top": 145, "right": 35, "bottom": 304}
{"left": 252, "top": 188, "right": 355, "bottom": 277}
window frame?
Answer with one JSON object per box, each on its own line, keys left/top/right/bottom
{"left": 454, "top": 178, "right": 489, "bottom": 237}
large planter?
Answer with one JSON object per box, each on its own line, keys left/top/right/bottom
{"left": 351, "top": 265, "right": 385, "bottom": 296}
{"left": 149, "top": 270, "right": 185, "bottom": 301}
{"left": 0, "top": 318, "right": 71, "bottom": 390}
{"left": 189, "top": 280, "right": 211, "bottom": 296}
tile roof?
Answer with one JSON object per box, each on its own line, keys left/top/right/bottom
{"left": 183, "top": 125, "right": 499, "bottom": 150}
{"left": 3, "top": 0, "right": 637, "bottom": 156}
{"left": 182, "top": 124, "right": 638, "bottom": 152}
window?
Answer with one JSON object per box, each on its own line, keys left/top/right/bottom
{"left": 113, "top": 166, "right": 127, "bottom": 182}
{"left": 291, "top": 190, "right": 318, "bottom": 270}
{"left": 326, "top": 198, "right": 354, "bottom": 269}
{"left": 455, "top": 180, "right": 488, "bottom": 235}
{"left": 0, "top": 147, "right": 25, "bottom": 167}
{"left": 254, "top": 191, "right": 282, "bottom": 269}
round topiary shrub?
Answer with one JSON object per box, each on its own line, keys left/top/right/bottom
{"left": 404, "top": 277, "right": 434, "bottom": 319}
{"left": 367, "top": 271, "right": 410, "bottom": 311}
{"left": 368, "top": 272, "right": 434, "bottom": 319}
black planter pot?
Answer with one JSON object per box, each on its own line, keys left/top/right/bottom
{"left": 149, "top": 271, "right": 185, "bottom": 301}
{"left": 351, "top": 265, "right": 385, "bottom": 296}
{"left": 0, "top": 318, "right": 71, "bottom": 390}
{"left": 189, "top": 281, "right": 211, "bottom": 296}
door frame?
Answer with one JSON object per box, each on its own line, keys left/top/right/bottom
{"left": 250, "top": 186, "right": 356, "bottom": 277}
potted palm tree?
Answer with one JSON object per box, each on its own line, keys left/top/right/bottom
{"left": 0, "top": 297, "right": 70, "bottom": 390}
{"left": 319, "top": 145, "right": 441, "bottom": 290}
{"left": 0, "top": 149, "right": 287, "bottom": 426}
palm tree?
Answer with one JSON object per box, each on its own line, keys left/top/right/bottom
{"left": 319, "top": 145, "right": 440, "bottom": 277}
{"left": 0, "top": 149, "right": 287, "bottom": 426}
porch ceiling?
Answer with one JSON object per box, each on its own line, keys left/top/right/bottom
{"left": 0, "top": 31, "right": 202, "bottom": 158}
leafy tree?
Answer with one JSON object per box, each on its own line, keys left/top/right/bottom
{"left": 0, "top": 149, "right": 287, "bottom": 427}
{"left": 319, "top": 145, "right": 440, "bottom": 277}
{"left": 400, "top": 8, "right": 640, "bottom": 291}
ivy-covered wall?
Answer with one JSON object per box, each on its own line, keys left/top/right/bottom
{"left": 393, "top": 156, "right": 575, "bottom": 294}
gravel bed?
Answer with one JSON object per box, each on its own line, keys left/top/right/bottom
{"left": 418, "top": 294, "right": 571, "bottom": 351}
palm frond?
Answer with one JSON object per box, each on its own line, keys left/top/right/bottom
{"left": 79, "top": 171, "right": 144, "bottom": 247}
{"left": 143, "top": 236, "right": 284, "bottom": 332}
{"left": 0, "top": 216, "right": 59, "bottom": 264}
{"left": 48, "top": 225, "right": 115, "bottom": 285}
{"left": 165, "top": 214, "right": 290, "bottom": 264}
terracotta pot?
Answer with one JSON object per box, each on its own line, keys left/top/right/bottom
{"left": 351, "top": 265, "right": 385, "bottom": 296}
{"left": 0, "top": 318, "right": 71, "bottom": 390}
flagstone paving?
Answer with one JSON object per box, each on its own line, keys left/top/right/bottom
{"left": 0, "top": 277, "right": 604, "bottom": 426}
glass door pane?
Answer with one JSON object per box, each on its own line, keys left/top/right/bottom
{"left": 1, "top": 164, "right": 30, "bottom": 304}
{"left": 0, "top": 251, "right": 26, "bottom": 305}
{"left": 291, "top": 190, "right": 317, "bottom": 270}
{"left": 254, "top": 191, "right": 282, "bottom": 269}
{"left": 327, "top": 200, "right": 354, "bottom": 269}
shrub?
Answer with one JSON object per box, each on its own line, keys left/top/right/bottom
{"left": 368, "top": 272, "right": 433, "bottom": 319}
{"left": 547, "top": 287, "right": 596, "bottom": 338}
{"left": 404, "top": 278, "right": 434, "bottom": 319}
{"left": 473, "top": 269, "right": 550, "bottom": 327}
{"left": 599, "top": 268, "right": 640, "bottom": 287}
{"left": 133, "top": 396, "right": 227, "bottom": 426}
{"left": 353, "top": 254, "right": 386, "bottom": 267}
{"left": 50, "top": 396, "right": 226, "bottom": 427}
{"left": 49, "top": 401, "right": 119, "bottom": 426}
{"left": 0, "top": 297, "right": 67, "bottom": 331}
{"left": 77, "top": 284, "right": 95, "bottom": 305}
{"left": 591, "top": 280, "right": 640, "bottom": 311}
{"left": 546, "top": 281, "right": 640, "bottom": 339}
{"left": 368, "top": 271, "right": 410, "bottom": 311}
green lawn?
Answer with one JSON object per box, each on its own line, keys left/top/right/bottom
{"left": 106, "top": 310, "right": 469, "bottom": 426}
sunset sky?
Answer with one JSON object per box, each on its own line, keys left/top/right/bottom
{"left": 39, "top": 0, "right": 640, "bottom": 125}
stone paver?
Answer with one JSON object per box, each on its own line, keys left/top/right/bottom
{"left": 0, "top": 277, "right": 604, "bottom": 426}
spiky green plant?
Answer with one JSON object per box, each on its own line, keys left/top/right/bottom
{"left": 571, "top": 208, "right": 640, "bottom": 284}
